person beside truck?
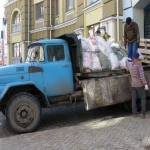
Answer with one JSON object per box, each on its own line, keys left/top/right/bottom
{"left": 126, "top": 52, "right": 148, "bottom": 118}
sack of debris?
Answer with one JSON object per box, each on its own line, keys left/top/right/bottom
{"left": 119, "top": 57, "right": 128, "bottom": 69}
{"left": 80, "top": 37, "right": 89, "bottom": 52}
{"left": 108, "top": 53, "right": 120, "bottom": 70}
{"left": 98, "top": 50, "right": 110, "bottom": 70}
{"left": 110, "top": 43, "right": 120, "bottom": 51}
{"left": 87, "top": 36, "right": 100, "bottom": 53}
{"left": 111, "top": 43, "right": 128, "bottom": 61}
{"left": 82, "top": 51, "right": 92, "bottom": 70}
{"left": 95, "top": 36, "right": 112, "bottom": 56}
{"left": 138, "top": 49, "right": 144, "bottom": 60}
{"left": 91, "top": 53, "right": 102, "bottom": 71}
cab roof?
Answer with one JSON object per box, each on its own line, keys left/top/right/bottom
{"left": 28, "top": 39, "right": 66, "bottom": 48}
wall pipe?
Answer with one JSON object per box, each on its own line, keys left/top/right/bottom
{"left": 28, "top": 0, "right": 30, "bottom": 45}
{"left": 50, "top": 0, "right": 52, "bottom": 39}
{"left": 116, "top": 0, "right": 119, "bottom": 42}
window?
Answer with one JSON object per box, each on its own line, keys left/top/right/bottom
{"left": 56, "top": 0, "right": 59, "bottom": 16}
{"left": 88, "top": 0, "right": 98, "bottom": 5}
{"left": 66, "top": 0, "right": 74, "bottom": 11}
{"left": 13, "top": 43, "right": 21, "bottom": 57}
{"left": 36, "top": 2, "right": 44, "bottom": 20}
{"left": 47, "top": 45, "right": 65, "bottom": 62}
{"left": 12, "top": 12, "right": 21, "bottom": 33}
{"left": 26, "top": 45, "right": 44, "bottom": 62}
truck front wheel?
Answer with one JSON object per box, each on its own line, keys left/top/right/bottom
{"left": 6, "top": 93, "right": 41, "bottom": 133}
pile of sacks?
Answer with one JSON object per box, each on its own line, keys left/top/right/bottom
{"left": 80, "top": 35, "right": 128, "bottom": 72}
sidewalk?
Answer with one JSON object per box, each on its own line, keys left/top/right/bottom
{"left": 0, "top": 104, "right": 150, "bottom": 150}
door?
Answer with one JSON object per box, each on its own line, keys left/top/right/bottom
{"left": 42, "top": 44, "right": 74, "bottom": 97}
{"left": 144, "top": 3, "right": 150, "bottom": 38}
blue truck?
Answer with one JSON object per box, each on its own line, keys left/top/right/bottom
{"left": 0, "top": 34, "right": 150, "bottom": 133}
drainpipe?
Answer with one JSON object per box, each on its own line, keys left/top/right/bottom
{"left": 28, "top": 0, "right": 30, "bottom": 45}
{"left": 50, "top": 0, "right": 52, "bottom": 39}
{"left": 116, "top": 0, "right": 119, "bottom": 42}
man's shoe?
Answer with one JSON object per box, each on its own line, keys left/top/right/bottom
{"left": 141, "top": 114, "right": 148, "bottom": 118}
{"left": 132, "top": 114, "right": 137, "bottom": 117}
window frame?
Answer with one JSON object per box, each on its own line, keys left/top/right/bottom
{"left": 47, "top": 45, "right": 65, "bottom": 62}
{"left": 66, "top": 0, "right": 74, "bottom": 12}
{"left": 12, "top": 12, "right": 21, "bottom": 33}
{"left": 36, "top": 2, "right": 44, "bottom": 20}
{"left": 13, "top": 42, "right": 21, "bottom": 57}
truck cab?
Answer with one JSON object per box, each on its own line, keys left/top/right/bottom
{"left": 0, "top": 34, "right": 81, "bottom": 133}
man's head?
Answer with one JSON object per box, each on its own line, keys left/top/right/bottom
{"left": 134, "top": 52, "right": 140, "bottom": 60}
{"left": 126, "top": 17, "right": 132, "bottom": 25}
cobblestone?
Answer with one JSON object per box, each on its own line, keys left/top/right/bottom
{"left": 0, "top": 103, "right": 150, "bottom": 150}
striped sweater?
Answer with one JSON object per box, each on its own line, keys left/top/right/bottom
{"left": 126, "top": 60, "right": 147, "bottom": 87}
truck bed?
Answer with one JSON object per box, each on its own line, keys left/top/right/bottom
{"left": 81, "top": 66, "right": 150, "bottom": 110}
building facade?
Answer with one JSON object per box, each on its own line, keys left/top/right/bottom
{"left": 0, "top": 17, "right": 8, "bottom": 65}
{"left": 123, "top": 0, "right": 150, "bottom": 39}
{"left": 5, "top": 0, "right": 123, "bottom": 65}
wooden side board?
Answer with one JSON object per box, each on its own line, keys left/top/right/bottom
{"left": 139, "top": 38, "right": 150, "bottom": 64}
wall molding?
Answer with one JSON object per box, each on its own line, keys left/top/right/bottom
{"left": 100, "top": 16, "right": 123, "bottom": 23}
{"left": 4, "top": 0, "right": 19, "bottom": 7}
{"left": 83, "top": 0, "right": 102, "bottom": 14}
{"left": 53, "top": 18, "right": 77, "bottom": 30}
{"left": 30, "top": 26, "right": 52, "bottom": 34}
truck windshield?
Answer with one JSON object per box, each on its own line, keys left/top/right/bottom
{"left": 26, "top": 45, "right": 44, "bottom": 62}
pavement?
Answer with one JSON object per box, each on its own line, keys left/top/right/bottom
{"left": 0, "top": 102, "right": 150, "bottom": 150}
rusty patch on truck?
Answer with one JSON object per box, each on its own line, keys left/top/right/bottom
{"left": 28, "top": 66, "right": 43, "bottom": 73}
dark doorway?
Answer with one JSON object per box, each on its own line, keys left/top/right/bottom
{"left": 144, "top": 3, "right": 150, "bottom": 38}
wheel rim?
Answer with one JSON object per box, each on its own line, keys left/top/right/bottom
{"left": 16, "top": 105, "right": 34, "bottom": 126}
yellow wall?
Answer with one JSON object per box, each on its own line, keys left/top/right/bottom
{"left": 85, "top": 7, "right": 103, "bottom": 26}
{"left": 10, "top": 33, "right": 22, "bottom": 43}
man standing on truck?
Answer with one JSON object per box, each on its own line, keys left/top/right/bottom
{"left": 124, "top": 17, "right": 140, "bottom": 61}
{"left": 126, "top": 52, "right": 148, "bottom": 118}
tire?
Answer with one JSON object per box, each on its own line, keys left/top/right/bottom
{"left": 1, "top": 108, "right": 5, "bottom": 116}
{"left": 6, "top": 93, "right": 41, "bottom": 133}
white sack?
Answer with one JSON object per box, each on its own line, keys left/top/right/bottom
{"left": 91, "top": 53, "right": 102, "bottom": 71}
{"left": 95, "top": 36, "right": 112, "bottom": 56}
{"left": 107, "top": 39, "right": 114, "bottom": 46}
{"left": 119, "top": 57, "right": 128, "bottom": 69}
{"left": 87, "top": 37, "right": 99, "bottom": 52}
{"left": 108, "top": 53, "right": 120, "bottom": 70}
{"left": 138, "top": 49, "right": 144, "bottom": 60}
{"left": 80, "top": 37, "right": 89, "bottom": 52}
{"left": 82, "top": 52, "right": 92, "bottom": 69}
{"left": 110, "top": 43, "right": 120, "bottom": 50}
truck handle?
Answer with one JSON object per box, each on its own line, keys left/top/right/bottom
{"left": 62, "top": 64, "right": 68, "bottom": 67}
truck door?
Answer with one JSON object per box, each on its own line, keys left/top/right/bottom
{"left": 42, "top": 44, "right": 74, "bottom": 97}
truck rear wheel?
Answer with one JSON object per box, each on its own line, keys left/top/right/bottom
{"left": 6, "top": 93, "right": 41, "bottom": 133}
